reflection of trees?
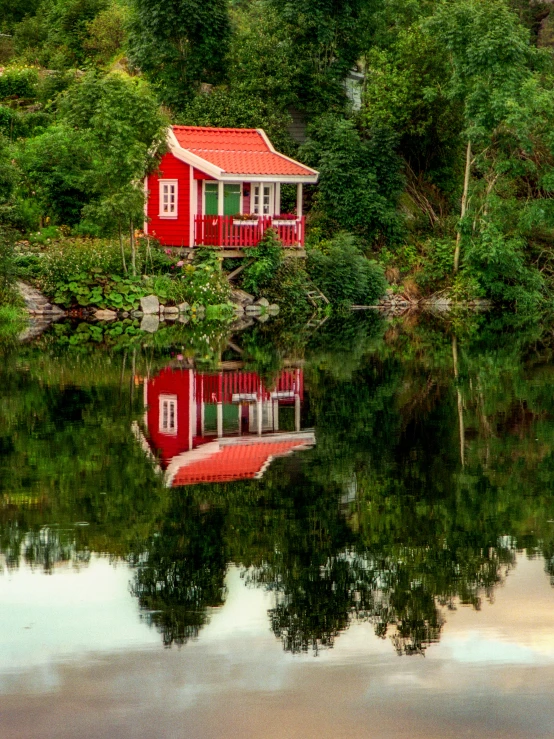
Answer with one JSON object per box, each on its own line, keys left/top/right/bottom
{"left": 130, "top": 490, "right": 227, "bottom": 647}
{"left": 0, "top": 346, "right": 169, "bottom": 567}
{"left": 4, "top": 315, "right": 554, "bottom": 655}
{"left": 0, "top": 523, "right": 90, "bottom": 573}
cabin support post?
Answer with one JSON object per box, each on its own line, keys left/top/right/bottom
{"left": 295, "top": 394, "right": 301, "bottom": 432}
{"left": 275, "top": 183, "right": 281, "bottom": 216}
{"left": 296, "top": 183, "right": 303, "bottom": 218}
{"left": 273, "top": 399, "right": 279, "bottom": 431}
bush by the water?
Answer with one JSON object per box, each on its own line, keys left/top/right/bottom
{"left": 241, "top": 230, "right": 283, "bottom": 294}
{"left": 34, "top": 238, "right": 230, "bottom": 309}
{"left": 307, "top": 233, "right": 387, "bottom": 307}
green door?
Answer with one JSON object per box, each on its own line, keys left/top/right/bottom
{"left": 224, "top": 184, "right": 241, "bottom": 216}
{"left": 205, "top": 183, "right": 218, "bottom": 215}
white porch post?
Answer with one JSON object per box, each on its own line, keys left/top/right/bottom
{"left": 296, "top": 183, "right": 303, "bottom": 218}
{"left": 275, "top": 183, "right": 281, "bottom": 216}
{"left": 217, "top": 402, "right": 223, "bottom": 438}
{"left": 295, "top": 394, "right": 301, "bottom": 432}
{"left": 217, "top": 181, "right": 224, "bottom": 216}
{"left": 188, "top": 369, "right": 194, "bottom": 450}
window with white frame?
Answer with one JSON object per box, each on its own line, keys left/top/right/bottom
{"left": 252, "top": 184, "right": 273, "bottom": 215}
{"left": 159, "top": 180, "right": 178, "bottom": 217}
{"left": 159, "top": 395, "right": 178, "bottom": 434}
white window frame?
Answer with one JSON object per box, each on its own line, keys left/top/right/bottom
{"left": 252, "top": 183, "right": 274, "bottom": 216}
{"left": 159, "top": 394, "right": 178, "bottom": 434}
{"left": 159, "top": 180, "right": 178, "bottom": 218}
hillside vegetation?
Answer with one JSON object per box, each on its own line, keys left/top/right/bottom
{"left": 2, "top": 0, "right": 554, "bottom": 309}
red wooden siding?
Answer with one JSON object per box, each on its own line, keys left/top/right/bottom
{"left": 193, "top": 168, "right": 215, "bottom": 180}
{"left": 242, "top": 183, "right": 251, "bottom": 214}
{"left": 147, "top": 153, "right": 191, "bottom": 247}
{"left": 147, "top": 368, "right": 192, "bottom": 463}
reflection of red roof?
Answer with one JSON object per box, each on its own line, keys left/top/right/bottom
{"left": 171, "top": 440, "right": 309, "bottom": 486}
{"left": 172, "top": 126, "right": 317, "bottom": 177}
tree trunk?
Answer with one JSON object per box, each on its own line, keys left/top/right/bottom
{"left": 118, "top": 222, "right": 127, "bottom": 274}
{"left": 130, "top": 219, "right": 136, "bottom": 277}
{"left": 454, "top": 139, "right": 472, "bottom": 274}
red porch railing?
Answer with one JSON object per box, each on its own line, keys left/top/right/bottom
{"left": 197, "top": 370, "right": 304, "bottom": 405}
{"left": 194, "top": 215, "right": 305, "bottom": 248}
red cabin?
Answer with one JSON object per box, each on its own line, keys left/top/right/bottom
{"left": 145, "top": 126, "right": 319, "bottom": 250}
{"left": 135, "top": 366, "right": 315, "bottom": 486}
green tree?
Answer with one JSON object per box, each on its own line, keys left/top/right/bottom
{"left": 268, "top": 0, "right": 378, "bottom": 112}
{"left": 128, "top": 0, "right": 231, "bottom": 110}
{"left": 301, "top": 114, "right": 404, "bottom": 243}
{"left": 428, "top": 0, "right": 544, "bottom": 275}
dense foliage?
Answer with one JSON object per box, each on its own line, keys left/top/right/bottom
{"left": 2, "top": 0, "right": 554, "bottom": 307}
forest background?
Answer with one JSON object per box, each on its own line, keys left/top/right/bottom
{"left": 3, "top": 0, "right": 554, "bottom": 311}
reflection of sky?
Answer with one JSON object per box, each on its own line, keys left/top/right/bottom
{"left": 1, "top": 555, "right": 554, "bottom": 738}
{"left": 0, "top": 558, "right": 159, "bottom": 683}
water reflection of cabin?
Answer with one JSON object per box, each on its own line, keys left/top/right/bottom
{"left": 139, "top": 367, "right": 315, "bottom": 486}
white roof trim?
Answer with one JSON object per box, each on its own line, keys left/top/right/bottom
{"left": 167, "top": 127, "right": 319, "bottom": 184}
{"left": 167, "top": 129, "right": 223, "bottom": 178}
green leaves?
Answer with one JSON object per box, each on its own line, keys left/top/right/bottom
{"left": 301, "top": 115, "right": 404, "bottom": 244}
{"left": 307, "top": 232, "right": 387, "bottom": 307}
{"left": 127, "top": 0, "right": 231, "bottom": 109}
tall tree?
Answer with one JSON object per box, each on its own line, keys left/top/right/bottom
{"left": 128, "top": 0, "right": 231, "bottom": 110}
{"left": 428, "top": 0, "right": 540, "bottom": 275}
{"left": 268, "top": 0, "right": 378, "bottom": 112}
{"left": 60, "top": 72, "right": 167, "bottom": 267}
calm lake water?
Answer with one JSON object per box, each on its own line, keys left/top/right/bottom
{"left": 2, "top": 311, "right": 554, "bottom": 738}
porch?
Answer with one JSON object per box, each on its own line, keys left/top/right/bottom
{"left": 194, "top": 215, "right": 306, "bottom": 248}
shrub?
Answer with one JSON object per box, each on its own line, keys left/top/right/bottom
{"left": 464, "top": 225, "right": 544, "bottom": 310}
{"left": 0, "top": 67, "right": 39, "bottom": 100}
{"left": 256, "top": 258, "right": 313, "bottom": 317}
{"left": 415, "top": 237, "right": 455, "bottom": 292}
{"left": 300, "top": 115, "right": 404, "bottom": 244}
{"left": 242, "top": 229, "right": 283, "bottom": 294}
{"left": 307, "top": 232, "right": 388, "bottom": 307}
{"left": 35, "top": 239, "right": 230, "bottom": 309}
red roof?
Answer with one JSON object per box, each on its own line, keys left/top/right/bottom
{"left": 171, "top": 126, "right": 316, "bottom": 177}
{"left": 171, "top": 439, "right": 308, "bottom": 486}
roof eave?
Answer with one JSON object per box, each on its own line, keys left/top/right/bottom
{"left": 168, "top": 127, "right": 319, "bottom": 183}
{"left": 219, "top": 173, "right": 319, "bottom": 184}
{"left": 167, "top": 129, "right": 224, "bottom": 178}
